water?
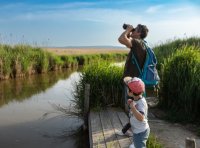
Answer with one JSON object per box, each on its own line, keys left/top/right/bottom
{"left": 0, "top": 69, "right": 88, "bottom": 148}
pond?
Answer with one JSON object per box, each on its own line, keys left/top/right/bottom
{"left": 0, "top": 68, "right": 88, "bottom": 148}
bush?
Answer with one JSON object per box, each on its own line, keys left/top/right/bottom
{"left": 159, "top": 46, "right": 200, "bottom": 122}
{"left": 73, "top": 61, "right": 124, "bottom": 114}
{"left": 154, "top": 37, "right": 200, "bottom": 70}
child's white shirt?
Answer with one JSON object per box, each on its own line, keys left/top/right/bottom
{"left": 130, "top": 97, "right": 149, "bottom": 134}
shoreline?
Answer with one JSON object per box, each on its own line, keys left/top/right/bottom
{"left": 43, "top": 47, "right": 128, "bottom": 55}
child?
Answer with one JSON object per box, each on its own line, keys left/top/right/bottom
{"left": 124, "top": 77, "right": 150, "bottom": 148}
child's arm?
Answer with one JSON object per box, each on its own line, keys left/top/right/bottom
{"left": 129, "top": 102, "right": 144, "bottom": 121}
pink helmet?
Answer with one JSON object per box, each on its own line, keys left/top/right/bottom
{"left": 124, "top": 77, "right": 145, "bottom": 95}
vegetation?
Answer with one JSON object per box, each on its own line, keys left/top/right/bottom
{"left": 158, "top": 46, "right": 200, "bottom": 122}
{"left": 152, "top": 37, "right": 200, "bottom": 123}
{"left": 72, "top": 37, "right": 200, "bottom": 147}
{"left": 72, "top": 37, "right": 200, "bottom": 123}
{"left": 0, "top": 44, "right": 127, "bottom": 80}
{"left": 73, "top": 61, "right": 163, "bottom": 147}
{"left": 73, "top": 61, "right": 124, "bottom": 115}
{"left": 154, "top": 37, "right": 200, "bottom": 70}
{"left": 44, "top": 47, "right": 128, "bottom": 55}
{"left": 147, "top": 134, "right": 163, "bottom": 148}
{"left": 2, "top": 37, "right": 200, "bottom": 146}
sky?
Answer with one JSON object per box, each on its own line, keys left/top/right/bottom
{"left": 0, "top": 0, "right": 200, "bottom": 47}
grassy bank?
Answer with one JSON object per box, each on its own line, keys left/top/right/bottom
{"left": 73, "top": 61, "right": 124, "bottom": 114}
{"left": 0, "top": 44, "right": 127, "bottom": 80}
{"left": 153, "top": 37, "right": 200, "bottom": 123}
{"left": 158, "top": 45, "right": 200, "bottom": 123}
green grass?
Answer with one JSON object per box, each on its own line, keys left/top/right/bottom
{"left": 0, "top": 44, "right": 126, "bottom": 80}
{"left": 154, "top": 37, "right": 200, "bottom": 67}
{"left": 159, "top": 46, "right": 200, "bottom": 122}
{"left": 147, "top": 134, "right": 163, "bottom": 148}
{"left": 153, "top": 37, "right": 200, "bottom": 123}
{"left": 73, "top": 61, "right": 124, "bottom": 115}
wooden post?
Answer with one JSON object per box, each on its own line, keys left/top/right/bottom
{"left": 83, "top": 83, "right": 90, "bottom": 130}
{"left": 185, "top": 137, "right": 196, "bottom": 148}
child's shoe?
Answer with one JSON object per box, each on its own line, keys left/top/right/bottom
{"left": 129, "top": 143, "right": 135, "bottom": 148}
{"left": 115, "top": 129, "right": 133, "bottom": 137}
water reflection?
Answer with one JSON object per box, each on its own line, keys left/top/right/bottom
{"left": 0, "top": 68, "right": 88, "bottom": 148}
{"left": 0, "top": 68, "right": 80, "bottom": 107}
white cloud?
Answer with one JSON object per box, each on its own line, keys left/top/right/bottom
{"left": 147, "top": 16, "right": 200, "bottom": 45}
{"left": 146, "top": 5, "right": 164, "bottom": 13}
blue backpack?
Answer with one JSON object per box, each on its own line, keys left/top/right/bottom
{"left": 132, "top": 40, "right": 160, "bottom": 88}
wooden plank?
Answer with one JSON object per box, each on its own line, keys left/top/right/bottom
{"left": 108, "top": 108, "right": 132, "bottom": 148}
{"left": 88, "top": 112, "right": 93, "bottom": 148}
{"left": 89, "top": 111, "right": 106, "bottom": 148}
{"left": 117, "top": 110, "right": 133, "bottom": 142}
{"left": 117, "top": 111, "right": 130, "bottom": 126}
{"left": 100, "top": 109, "right": 120, "bottom": 148}
{"left": 83, "top": 84, "right": 90, "bottom": 130}
{"left": 84, "top": 84, "right": 90, "bottom": 116}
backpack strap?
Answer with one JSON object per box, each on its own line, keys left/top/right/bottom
{"left": 131, "top": 40, "right": 149, "bottom": 77}
{"left": 131, "top": 53, "right": 147, "bottom": 97}
{"left": 131, "top": 52, "right": 143, "bottom": 76}
{"left": 131, "top": 41, "right": 150, "bottom": 97}
{"left": 143, "top": 40, "right": 157, "bottom": 65}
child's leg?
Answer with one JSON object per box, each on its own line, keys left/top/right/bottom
{"left": 132, "top": 128, "right": 150, "bottom": 148}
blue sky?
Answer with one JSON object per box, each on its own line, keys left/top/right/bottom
{"left": 0, "top": 0, "right": 200, "bottom": 47}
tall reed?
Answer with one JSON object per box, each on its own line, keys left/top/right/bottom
{"left": 0, "top": 44, "right": 126, "bottom": 80}
{"left": 154, "top": 37, "right": 200, "bottom": 69}
{"left": 0, "top": 45, "right": 12, "bottom": 78}
{"left": 73, "top": 61, "right": 124, "bottom": 115}
{"left": 159, "top": 46, "right": 200, "bottom": 122}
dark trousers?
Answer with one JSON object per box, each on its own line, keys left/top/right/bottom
{"left": 123, "top": 85, "right": 131, "bottom": 133}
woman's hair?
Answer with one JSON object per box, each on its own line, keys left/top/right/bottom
{"left": 137, "top": 24, "right": 149, "bottom": 39}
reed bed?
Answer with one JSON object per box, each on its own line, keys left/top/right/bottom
{"left": 73, "top": 61, "right": 124, "bottom": 115}
{"left": 154, "top": 37, "right": 200, "bottom": 69}
{"left": 153, "top": 37, "right": 200, "bottom": 122}
{"left": 0, "top": 44, "right": 127, "bottom": 80}
{"left": 158, "top": 45, "right": 200, "bottom": 122}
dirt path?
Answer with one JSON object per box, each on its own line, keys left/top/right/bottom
{"left": 147, "top": 97, "right": 200, "bottom": 148}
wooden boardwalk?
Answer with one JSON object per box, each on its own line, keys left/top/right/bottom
{"left": 88, "top": 107, "right": 132, "bottom": 148}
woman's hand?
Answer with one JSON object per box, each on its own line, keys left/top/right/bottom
{"left": 126, "top": 24, "right": 134, "bottom": 32}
